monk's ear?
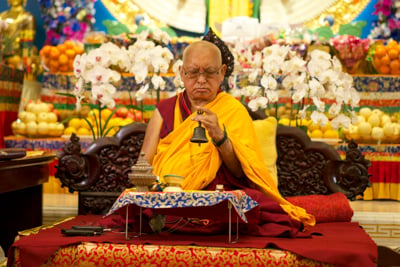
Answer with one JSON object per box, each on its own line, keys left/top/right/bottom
{"left": 220, "top": 64, "right": 227, "bottom": 77}
{"left": 179, "top": 65, "right": 184, "bottom": 77}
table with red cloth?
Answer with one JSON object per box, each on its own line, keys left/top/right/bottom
{"left": 8, "top": 191, "right": 377, "bottom": 267}
{"left": 8, "top": 214, "right": 377, "bottom": 267}
{"left": 0, "top": 65, "right": 24, "bottom": 148}
{"left": 336, "top": 143, "right": 400, "bottom": 201}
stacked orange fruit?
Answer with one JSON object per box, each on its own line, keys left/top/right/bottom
{"left": 39, "top": 40, "right": 84, "bottom": 73}
{"left": 373, "top": 40, "right": 400, "bottom": 75}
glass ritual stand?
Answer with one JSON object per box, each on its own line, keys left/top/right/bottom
{"left": 106, "top": 190, "right": 259, "bottom": 244}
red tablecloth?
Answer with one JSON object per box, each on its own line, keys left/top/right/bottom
{"left": 8, "top": 215, "right": 377, "bottom": 267}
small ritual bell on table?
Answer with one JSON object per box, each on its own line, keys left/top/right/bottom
{"left": 129, "top": 153, "right": 157, "bottom": 192}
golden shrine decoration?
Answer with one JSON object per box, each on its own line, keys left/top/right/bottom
{"left": 100, "top": 0, "right": 371, "bottom": 35}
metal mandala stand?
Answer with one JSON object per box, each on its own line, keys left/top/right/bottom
{"left": 127, "top": 153, "right": 156, "bottom": 239}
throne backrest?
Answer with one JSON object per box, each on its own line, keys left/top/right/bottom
{"left": 55, "top": 121, "right": 370, "bottom": 215}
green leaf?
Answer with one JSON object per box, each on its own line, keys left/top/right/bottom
{"left": 101, "top": 108, "right": 118, "bottom": 133}
{"left": 81, "top": 117, "right": 96, "bottom": 140}
{"left": 102, "top": 20, "right": 130, "bottom": 36}
{"left": 160, "top": 27, "right": 177, "bottom": 37}
{"left": 56, "top": 92, "right": 75, "bottom": 98}
{"left": 59, "top": 115, "right": 80, "bottom": 125}
{"left": 338, "top": 21, "right": 367, "bottom": 37}
{"left": 313, "top": 26, "right": 334, "bottom": 41}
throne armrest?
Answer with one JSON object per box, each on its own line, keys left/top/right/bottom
{"left": 276, "top": 125, "right": 371, "bottom": 200}
{"left": 55, "top": 123, "right": 146, "bottom": 214}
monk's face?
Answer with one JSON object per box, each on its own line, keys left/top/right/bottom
{"left": 180, "top": 41, "right": 226, "bottom": 105}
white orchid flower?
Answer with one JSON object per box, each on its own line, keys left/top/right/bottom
{"left": 161, "top": 47, "right": 174, "bottom": 61}
{"left": 266, "top": 89, "right": 279, "bottom": 103}
{"left": 341, "top": 72, "right": 354, "bottom": 90}
{"left": 248, "top": 96, "right": 268, "bottom": 111}
{"left": 328, "top": 103, "right": 342, "bottom": 117}
{"left": 172, "top": 59, "right": 183, "bottom": 74}
{"left": 91, "top": 83, "right": 117, "bottom": 108}
{"left": 229, "top": 88, "right": 242, "bottom": 98}
{"left": 298, "top": 105, "right": 310, "bottom": 119}
{"left": 350, "top": 110, "right": 359, "bottom": 124}
{"left": 291, "top": 72, "right": 307, "bottom": 88}
{"left": 251, "top": 51, "right": 263, "bottom": 68}
{"left": 151, "top": 28, "right": 171, "bottom": 44}
{"left": 85, "top": 65, "right": 121, "bottom": 86}
{"left": 309, "top": 78, "right": 325, "bottom": 97}
{"left": 263, "top": 55, "right": 285, "bottom": 75}
{"left": 260, "top": 75, "right": 277, "bottom": 90}
{"left": 158, "top": 61, "right": 171, "bottom": 74}
{"left": 307, "top": 58, "right": 330, "bottom": 77}
{"left": 263, "top": 44, "right": 290, "bottom": 59}
{"left": 318, "top": 69, "right": 337, "bottom": 84}
{"left": 312, "top": 96, "right": 325, "bottom": 112}
{"left": 73, "top": 77, "right": 85, "bottom": 97}
{"left": 73, "top": 54, "right": 87, "bottom": 78}
{"left": 331, "top": 57, "right": 343, "bottom": 72}
{"left": 292, "top": 84, "right": 307, "bottom": 103}
{"left": 309, "top": 49, "right": 331, "bottom": 62}
{"left": 281, "top": 75, "right": 295, "bottom": 90}
{"left": 173, "top": 75, "right": 183, "bottom": 88}
{"left": 135, "top": 84, "right": 149, "bottom": 101}
{"left": 151, "top": 75, "right": 166, "bottom": 90}
{"left": 99, "top": 42, "right": 123, "bottom": 65}
{"left": 86, "top": 48, "right": 112, "bottom": 68}
{"left": 311, "top": 111, "right": 328, "bottom": 126}
{"left": 131, "top": 63, "right": 149, "bottom": 84}
{"left": 349, "top": 87, "right": 361, "bottom": 107}
{"left": 228, "top": 74, "right": 237, "bottom": 90}
{"left": 74, "top": 96, "right": 84, "bottom": 111}
{"left": 248, "top": 68, "right": 261, "bottom": 83}
{"left": 151, "top": 28, "right": 163, "bottom": 42}
{"left": 282, "top": 56, "right": 306, "bottom": 73}
{"left": 99, "top": 94, "right": 116, "bottom": 109}
{"left": 241, "top": 85, "right": 261, "bottom": 97}
{"left": 137, "top": 30, "right": 150, "bottom": 41}
{"left": 331, "top": 114, "right": 351, "bottom": 129}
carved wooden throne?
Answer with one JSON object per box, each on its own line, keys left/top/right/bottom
{"left": 55, "top": 122, "right": 371, "bottom": 215}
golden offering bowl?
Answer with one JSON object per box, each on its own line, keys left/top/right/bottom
{"left": 163, "top": 174, "right": 184, "bottom": 192}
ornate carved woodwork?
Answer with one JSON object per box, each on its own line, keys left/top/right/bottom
{"left": 276, "top": 125, "right": 371, "bottom": 200}
{"left": 55, "top": 123, "right": 146, "bottom": 214}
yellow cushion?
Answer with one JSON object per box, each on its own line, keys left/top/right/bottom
{"left": 253, "top": 117, "right": 278, "bottom": 185}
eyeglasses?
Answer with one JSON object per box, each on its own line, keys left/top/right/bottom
{"left": 182, "top": 66, "right": 222, "bottom": 79}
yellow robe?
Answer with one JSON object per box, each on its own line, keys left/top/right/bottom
{"left": 153, "top": 92, "right": 315, "bottom": 227}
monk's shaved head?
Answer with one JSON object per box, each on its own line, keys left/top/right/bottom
{"left": 182, "top": 41, "right": 222, "bottom": 66}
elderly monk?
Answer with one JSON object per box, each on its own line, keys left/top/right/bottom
{"left": 140, "top": 40, "right": 315, "bottom": 236}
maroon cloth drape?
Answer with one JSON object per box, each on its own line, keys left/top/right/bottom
{"left": 7, "top": 215, "right": 377, "bottom": 267}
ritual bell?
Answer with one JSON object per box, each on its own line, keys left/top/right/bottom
{"left": 190, "top": 110, "right": 208, "bottom": 145}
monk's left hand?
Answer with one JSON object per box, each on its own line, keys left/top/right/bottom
{"left": 192, "top": 107, "right": 225, "bottom": 142}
